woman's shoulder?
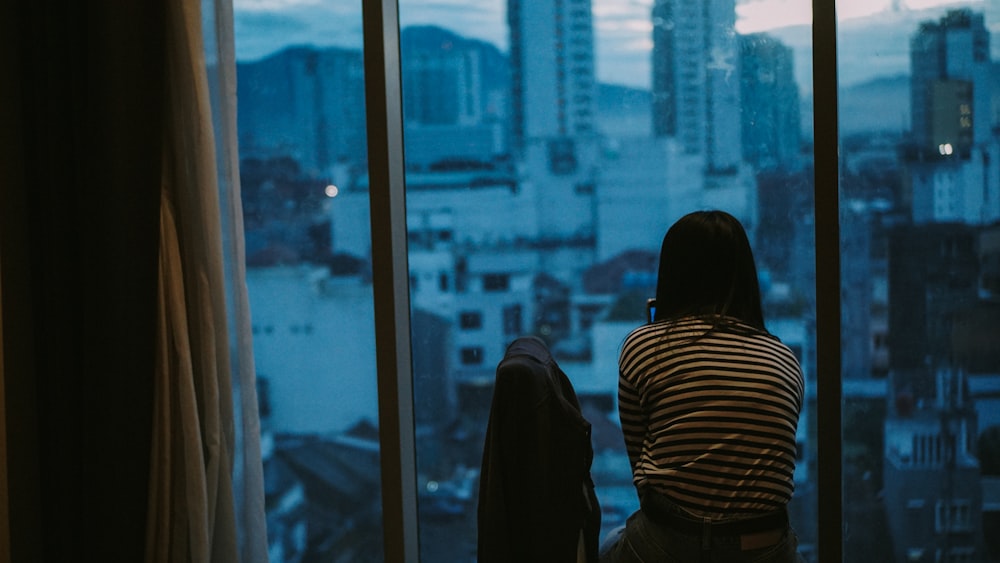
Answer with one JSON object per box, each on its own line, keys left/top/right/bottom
{"left": 622, "top": 317, "right": 708, "bottom": 348}
{"left": 622, "top": 322, "right": 657, "bottom": 350}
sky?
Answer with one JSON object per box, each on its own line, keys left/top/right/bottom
{"left": 232, "top": 0, "right": 991, "bottom": 88}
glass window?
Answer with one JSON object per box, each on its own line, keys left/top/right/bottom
{"left": 482, "top": 274, "right": 511, "bottom": 292}
{"left": 839, "top": 1, "right": 998, "bottom": 561}
{"left": 459, "top": 311, "right": 483, "bottom": 330}
{"left": 398, "top": 0, "right": 816, "bottom": 559}
{"left": 460, "top": 346, "right": 484, "bottom": 366}
{"left": 220, "top": 0, "right": 1000, "bottom": 561}
{"left": 231, "top": 1, "right": 384, "bottom": 560}
{"left": 502, "top": 304, "right": 523, "bottom": 336}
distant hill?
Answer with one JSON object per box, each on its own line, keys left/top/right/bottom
{"left": 840, "top": 74, "right": 910, "bottom": 135}
{"left": 237, "top": 13, "right": 955, "bottom": 143}
{"left": 597, "top": 83, "right": 651, "bottom": 113}
{"left": 597, "top": 75, "right": 912, "bottom": 139}
{"left": 798, "top": 74, "right": 911, "bottom": 138}
{"left": 400, "top": 25, "right": 509, "bottom": 96}
{"left": 750, "top": 4, "right": 997, "bottom": 138}
{"left": 765, "top": 4, "right": 975, "bottom": 92}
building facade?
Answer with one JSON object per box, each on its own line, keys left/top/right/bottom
{"left": 508, "top": 0, "right": 596, "bottom": 152}
{"left": 883, "top": 367, "right": 984, "bottom": 563}
{"left": 738, "top": 33, "right": 802, "bottom": 171}
{"left": 906, "top": 9, "right": 999, "bottom": 226}
{"left": 651, "top": 0, "right": 742, "bottom": 174}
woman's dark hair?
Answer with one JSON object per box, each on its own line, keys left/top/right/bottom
{"left": 654, "top": 210, "right": 766, "bottom": 331}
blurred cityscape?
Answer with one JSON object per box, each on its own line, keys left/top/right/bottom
{"left": 232, "top": 1, "right": 1000, "bottom": 561}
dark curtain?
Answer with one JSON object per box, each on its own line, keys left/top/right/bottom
{"left": 2, "top": 1, "right": 167, "bottom": 560}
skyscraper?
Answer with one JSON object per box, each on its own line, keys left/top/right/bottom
{"left": 508, "top": 0, "right": 596, "bottom": 155}
{"left": 906, "top": 9, "right": 999, "bottom": 225}
{"left": 507, "top": 0, "right": 600, "bottom": 240}
{"left": 910, "top": 9, "right": 991, "bottom": 156}
{"left": 739, "top": 33, "right": 801, "bottom": 171}
{"left": 651, "top": 0, "right": 742, "bottom": 174}
{"left": 651, "top": 0, "right": 676, "bottom": 139}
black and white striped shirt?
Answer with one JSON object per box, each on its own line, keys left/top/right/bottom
{"left": 618, "top": 316, "right": 804, "bottom": 519}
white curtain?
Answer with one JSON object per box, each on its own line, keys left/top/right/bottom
{"left": 146, "top": 0, "right": 268, "bottom": 561}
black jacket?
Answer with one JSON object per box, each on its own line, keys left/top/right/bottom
{"left": 477, "top": 336, "right": 601, "bottom": 563}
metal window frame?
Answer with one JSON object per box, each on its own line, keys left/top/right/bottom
{"left": 362, "top": 0, "right": 420, "bottom": 561}
{"left": 812, "top": 0, "right": 843, "bottom": 561}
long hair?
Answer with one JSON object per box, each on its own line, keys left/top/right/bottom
{"left": 654, "top": 210, "right": 766, "bottom": 331}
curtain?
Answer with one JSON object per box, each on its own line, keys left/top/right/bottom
{"left": 146, "top": 0, "right": 268, "bottom": 561}
{"left": 203, "top": 0, "right": 271, "bottom": 560}
{"left": 3, "top": 1, "right": 165, "bottom": 560}
{"left": 2, "top": 0, "right": 268, "bottom": 559}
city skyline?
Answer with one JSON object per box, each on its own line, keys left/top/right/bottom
{"left": 234, "top": 1, "right": 1000, "bottom": 560}
{"left": 233, "top": 0, "right": 979, "bottom": 89}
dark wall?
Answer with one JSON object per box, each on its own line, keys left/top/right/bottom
{"left": 2, "top": 1, "right": 166, "bottom": 560}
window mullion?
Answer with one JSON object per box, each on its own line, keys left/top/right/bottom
{"left": 362, "top": 0, "right": 420, "bottom": 561}
{"left": 811, "top": 0, "right": 843, "bottom": 561}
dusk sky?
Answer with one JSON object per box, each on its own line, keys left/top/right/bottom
{"left": 232, "top": 0, "right": 987, "bottom": 88}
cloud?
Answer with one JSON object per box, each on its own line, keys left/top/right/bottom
{"left": 735, "top": 0, "right": 813, "bottom": 33}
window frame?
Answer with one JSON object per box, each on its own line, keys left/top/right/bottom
{"left": 362, "top": 1, "right": 420, "bottom": 560}
{"left": 811, "top": 1, "right": 843, "bottom": 561}
{"left": 361, "top": 1, "right": 844, "bottom": 561}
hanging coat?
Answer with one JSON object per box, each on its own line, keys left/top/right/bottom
{"left": 477, "top": 336, "right": 602, "bottom": 563}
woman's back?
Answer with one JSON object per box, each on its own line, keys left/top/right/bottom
{"left": 618, "top": 316, "right": 804, "bottom": 519}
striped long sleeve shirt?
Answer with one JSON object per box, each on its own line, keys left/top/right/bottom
{"left": 618, "top": 316, "right": 804, "bottom": 519}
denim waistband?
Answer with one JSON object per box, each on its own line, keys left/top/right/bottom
{"left": 640, "top": 491, "right": 788, "bottom": 537}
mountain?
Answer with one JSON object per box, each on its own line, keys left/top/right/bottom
{"left": 839, "top": 74, "right": 910, "bottom": 135}
{"left": 400, "top": 25, "right": 509, "bottom": 96}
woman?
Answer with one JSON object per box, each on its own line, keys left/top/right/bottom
{"left": 600, "top": 210, "right": 804, "bottom": 563}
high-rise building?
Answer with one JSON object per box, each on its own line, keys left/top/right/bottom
{"left": 910, "top": 9, "right": 992, "bottom": 156}
{"left": 738, "top": 33, "right": 802, "bottom": 171}
{"left": 906, "top": 9, "right": 999, "bottom": 225}
{"left": 507, "top": 0, "right": 600, "bottom": 241}
{"left": 883, "top": 366, "right": 985, "bottom": 563}
{"left": 508, "top": 0, "right": 596, "bottom": 153}
{"left": 887, "top": 223, "right": 980, "bottom": 373}
{"left": 881, "top": 221, "right": 993, "bottom": 562}
{"left": 651, "top": 0, "right": 676, "bottom": 139}
{"left": 651, "top": 0, "right": 742, "bottom": 173}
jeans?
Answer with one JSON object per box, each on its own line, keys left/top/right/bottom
{"left": 598, "top": 506, "right": 803, "bottom": 563}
